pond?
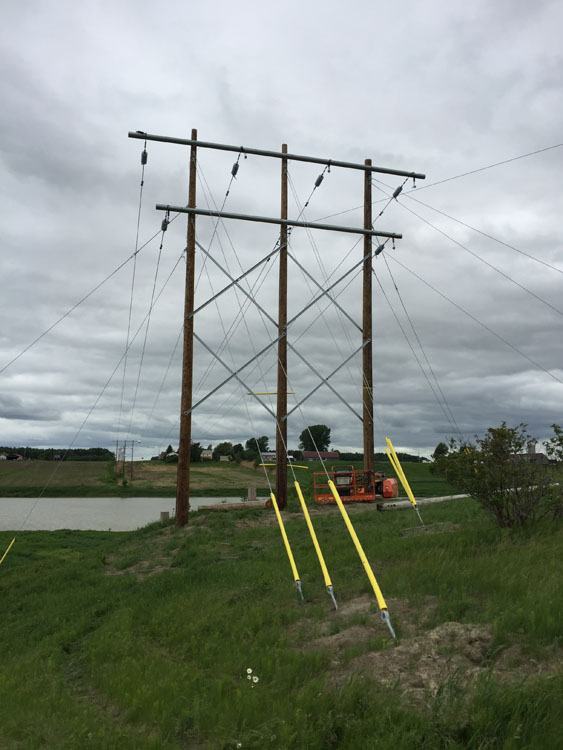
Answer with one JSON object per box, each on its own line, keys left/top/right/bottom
{"left": 0, "top": 496, "right": 250, "bottom": 531}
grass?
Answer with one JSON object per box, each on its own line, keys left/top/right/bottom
{"left": 0, "top": 498, "right": 562, "bottom": 748}
{"left": 0, "top": 459, "right": 459, "bottom": 499}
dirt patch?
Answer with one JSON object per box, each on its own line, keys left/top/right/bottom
{"left": 329, "top": 621, "right": 493, "bottom": 705}
{"left": 293, "top": 594, "right": 563, "bottom": 706}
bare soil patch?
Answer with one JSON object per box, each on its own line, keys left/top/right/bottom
{"left": 293, "top": 594, "right": 563, "bottom": 707}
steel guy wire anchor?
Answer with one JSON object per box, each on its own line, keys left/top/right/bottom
{"left": 327, "top": 585, "right": 338, "bottom": 610}
{"left": 381, "top": 610, "right": 397, "bottom": 640}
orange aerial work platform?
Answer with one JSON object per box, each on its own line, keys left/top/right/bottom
{"left": 314, "top": 466, "right": 398, "bottom": 505}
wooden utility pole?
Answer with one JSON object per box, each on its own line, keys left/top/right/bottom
{"left": 176, "top": 128, "right": 198, "bottom": 527}
{"left": 362, "top": 159, "right": 375, "bottom": 475}
{"left": 276, "top": 144, "right": 288, "bottom": 509}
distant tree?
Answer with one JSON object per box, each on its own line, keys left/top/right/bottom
{"left": 433, "top": 422, "right": 563, "bottom": 527}
{"left": 232, "top": 443, "right": 244, "bottom": 463}
{"left": 299, "top": 425, "right": 331, "bottom": 453}
{"left": 190, "top": 442, "right": 203, "bottom": 462}
{"left": 213, "top": 442, "right": 233, "bottom": 461}
{"left": 245, "top": 436, "right": 269, "bottom": 453}
{"left": 165, "top": 445, "right": 174, "bottom": 456}
{"left": 432, "top": 442, "right": 449, "bottom": 460}
{"left": 545, "top": 423, "right": 563, "bottom": 463}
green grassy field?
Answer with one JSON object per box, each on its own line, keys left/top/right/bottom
{"left": 0, "top": 459, "right": 459, "bottom": 500}
{"left": 0, "top": 498, "right": 561, "bottom": 748}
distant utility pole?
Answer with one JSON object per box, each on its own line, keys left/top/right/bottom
{"left": 128, "top": 129, "right": 424, "bottom": 526}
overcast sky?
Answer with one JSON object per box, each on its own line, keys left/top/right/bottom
{"left": 1, "top": 0, "right": 562, "bottom": 459}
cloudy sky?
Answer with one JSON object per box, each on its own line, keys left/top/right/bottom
{"left": 1, "top": 0, "right": 562, "bottom": 459}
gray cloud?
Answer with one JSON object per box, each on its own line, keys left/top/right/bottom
{"left": 1, "top": 0, "right": 562, "bottom": 460}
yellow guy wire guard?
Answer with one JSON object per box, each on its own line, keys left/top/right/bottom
{"left": 270, "top": 492, "right": 304, "bottom": 600}
{"left": 0, "top": 538, "right": 16, "bottom": 566}
{"left": 327, "top": 480, "right": 396, "bottom": 639}
{"left": 294, "top": 481, "right": 337, "bottom": 610}
{"left": 385, "top": 437, "right": 425, "bottom": 528}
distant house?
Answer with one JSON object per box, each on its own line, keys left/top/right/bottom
{"left": 201, "top": 449, "right": 213, "bottom": 461}
{"left": 0, "top": 453, "right": 7, "bottom": 461}
{"left": 6, "top": 453, "right": 23, "bottom": 461}
{"left": 302, "top": 450, "right": 340, "bottom": 462}
{"left": 262, "top": 452, "right": 276, "bottom": 463}
{"left": 219, "top": 455, "right": 230, "bottom": 462}
{"left": 515, "top": 443, "right": 553, "bottom": 466}
{"left": 516, "top": 451, "right": 552, "bottom": 466}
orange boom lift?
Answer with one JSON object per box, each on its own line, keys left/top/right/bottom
{"left": 314, "top": 465, "right": 398, "bottom": 505}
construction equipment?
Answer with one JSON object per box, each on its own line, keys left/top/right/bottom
{"left": 314, "top": 465, "right": 398, "bottom": 505}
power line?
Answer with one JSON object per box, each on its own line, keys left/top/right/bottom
{"left": 386, "top": 254, "right": 563, "bottom": 387}
{"left": 381, "top": 256, "right": 463, "bottom": 438}
{"left": 313, "top": 141, "right": 563, "bottom": 223}
{"left": 0, "top": 251, "right": 138, "bottom": 376}
{"left": 389, "top": 194, "right": 563, "bottom": 319}
{"left": 399, "top": 193, "right": 563, "bottom": 277}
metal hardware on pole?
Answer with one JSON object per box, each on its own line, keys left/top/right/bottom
{"left": 276, "top": 144, "right": 288, "bottom": 510}
{"left": 155, "top": 206, "right": 402, "bottom": 239}
{"left": 130, "top": 131, "right": 426, "bottom": 180}
{"left": 176, "top": 129, "right": 197, "bottom": 527}
{"left": 363, "top": 159, "right": 375, "bottom": 475}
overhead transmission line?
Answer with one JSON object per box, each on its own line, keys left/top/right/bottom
{"left": 372, "top": 179, "right": 563, "bottom": 320}
{"left": 386, "top": 254, "right": 563, "bottom": 387}
{"left": 0, "top": 250, "right": 140, "bottom": 377}
{"left": 125, "top": 211, "right": 169, "bottom": 441}
{"left": 394, "top": 192, "right": 563, "bottom": 277}
{"left": 18, "top": 247, "right": 186, "bottom": 527}
{"left": 117, "top": 138, "right": 149, "bottom": 443}
{"left": 374, "top": 261, "right": 463, "bottom": 440}
{"left": 313, "top": 141, "right": 563, "bottom": 223}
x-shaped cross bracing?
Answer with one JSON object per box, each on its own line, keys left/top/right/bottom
{"left": 185, "top": 238, "right": 371, "bottom": 424}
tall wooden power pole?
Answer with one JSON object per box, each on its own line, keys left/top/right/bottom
{"left": 362, "top": 159, "right": 375, "bottom": 475}
{"left": 276, "top": 144, "right": 288, "bottom": 509}
{"left": 176, "top": 129, "right": 198, "bottom": 527}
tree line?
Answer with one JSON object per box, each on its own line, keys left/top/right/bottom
{"left": 0, "top": 447, "right": 115, "bottom": 461}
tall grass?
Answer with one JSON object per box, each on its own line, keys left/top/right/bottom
{"left": 0, "top": 499, "right": 561, "bottom": 748}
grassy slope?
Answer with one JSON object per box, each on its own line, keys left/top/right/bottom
{"left": 0, "top": 459, "right": 459, "bottom": 499}
{"left": 0, "top": 499, "right": 562, "bottom": 749}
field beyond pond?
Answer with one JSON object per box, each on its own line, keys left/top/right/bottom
{"left": 0, "top": 497, "right": 562, "bottom": 748}
{"left": 0, "top": 459, "right": 459, "bottom": 499}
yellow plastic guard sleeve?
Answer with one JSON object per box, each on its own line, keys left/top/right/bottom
{"left": 327, "top": 480, "right": 388, "bottom": 611}
{"left": 270, "top": 492, "right": 300, "bottom": 583}
{"left": 0, "top": 538, "right": 15, "bottom": 566}
{"left": 294, "top": 481, "right": 332, "bottom": 588}
{"left": 386, "top": 438, "right": 418, "bottom": 508}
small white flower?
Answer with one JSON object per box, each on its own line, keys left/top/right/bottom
{"left": 246, "top": 668, "right": 253, "bottom": 674}
{"left": 247, "top": 675, "right": 252, "bottom": 680}
{"left": 253, "top": 675, "right": 259, "bottom": 683}
{"left": 236, "top": 744, "right": 242, "bottom": 749}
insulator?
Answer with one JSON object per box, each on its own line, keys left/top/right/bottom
{"left": 141, "top": 149, "right": 148, "bottom": 165}
{"left": 314, "top": 174, "right": 324, "bottom": 188}
{"left": 231, "top": 162, "right": 239, "bottom": 177}
{"left": 161, "top": 218, "right": 168, "bottom": 232}
{"left": 412, "top": 177, "right": 417, "bottom": 188}
{"left": 392, "top": 185, "right": 403, "bottom": 199}
{"left": 374, "top": 244, "right": 385, "bottom": 257}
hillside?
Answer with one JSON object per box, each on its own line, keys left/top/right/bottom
{"left": 0, "top": 497, "right": 562, "bottom": 748}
